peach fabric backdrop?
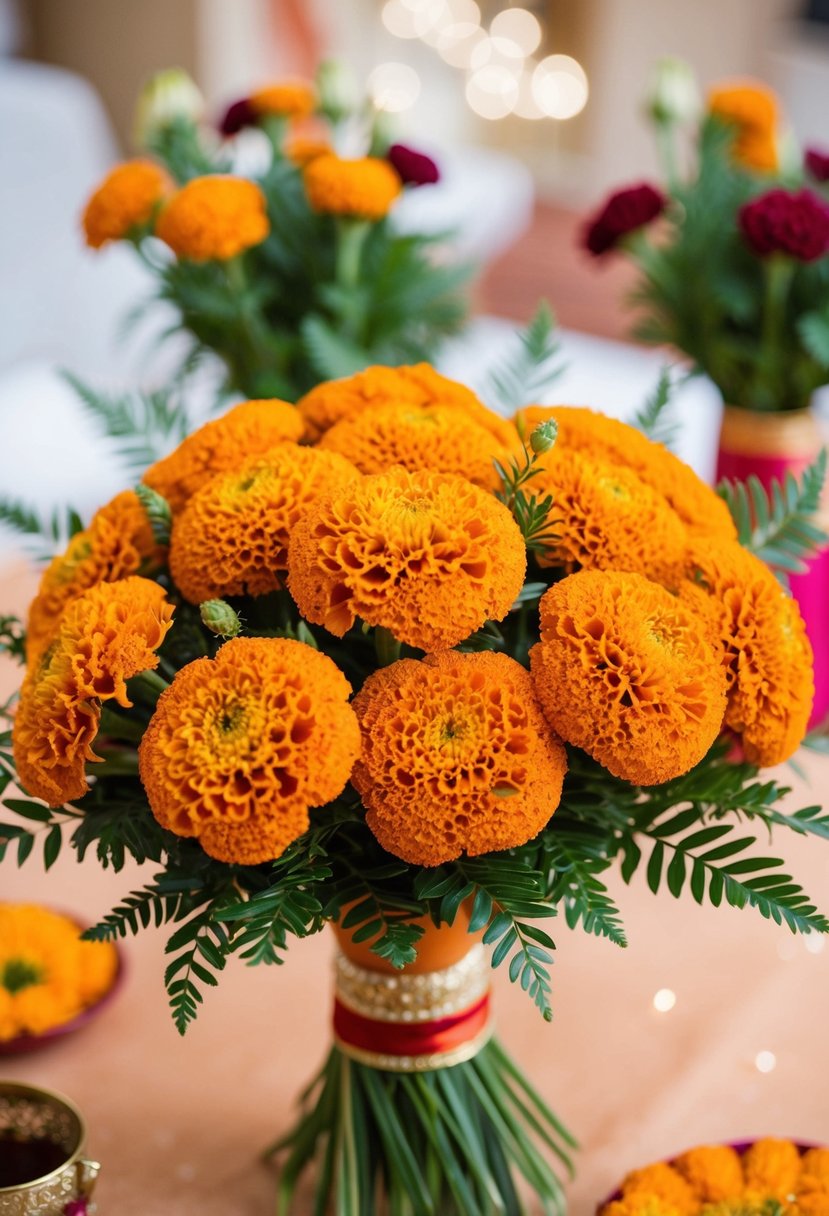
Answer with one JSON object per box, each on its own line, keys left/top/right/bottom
{"left": 2, "top": 559, "right": 828, "bottom": 1215}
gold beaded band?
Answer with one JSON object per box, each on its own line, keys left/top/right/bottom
{"left": 333, "top": 944, "right": 493, "bottom": 1072}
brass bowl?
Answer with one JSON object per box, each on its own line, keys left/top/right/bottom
{"left": 0, "top": 1082, "right": 100, "bottom": 1215}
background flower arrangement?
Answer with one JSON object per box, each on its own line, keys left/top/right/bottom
{"left": 81, "top": 64, "right": 470, "bottom": 403}
{"left": 1, "top": 325, "right": 828, "bottom": 1213}
{"left": 582, "top": 70, "right": 829, "bottom": 415}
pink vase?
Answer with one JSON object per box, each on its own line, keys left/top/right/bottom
{"left": 716, "top": 405, "right": 829, "bottom": 729}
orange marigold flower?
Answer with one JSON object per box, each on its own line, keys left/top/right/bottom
{"left": 138, "top": 637, "right": 359, "bottom": 864}
{"left": 530, "top": 571, "right": 726, "bottom": 785}
{"left": 681, "top": 540, "right": 813, "bottom": 766}
{"left": 14, "top": 578, "right": 174, "bottom": 806}
{"left": 673, "top": 1145, "right": 744, "bottom": 1204}
{"left": 304, "top": 154, "right": 402, "bottom": 220}
{"left": 26, "top": 490, "right": 159, "bottom": 667}
{"left": 299, "top": 363, "right": 514, "bottom": 446}
{"left": 156, "top": 175, "right": 270, "bottom": 261}
{"left": 249, "top": 79, "right": 316, "bottom": 119}
{"left": 319, "top": 401, "right": 519, "bottom": 491}
{"left": 529, "top": 448, "right": 688, "bottom": 584}
{"left": 285, "top": 132, "right": 332, "bottom": 166}
{"left": 742, "top": 1139, "right": 801, "bottom": 1202}
{"left": 621, "top": 1164, "right": 697, "bottom": 1216}
{"left": 169, "top": 445, "right": 358, "bottom": 603}
{"left": 794, "top": 1193, "right": 829, "bottom": 1216}
{"left": 800, "top": 1150, "right": 829, "bottom": 1195}
{"left": 287, "top": 466, "right": 526, "bottom": 651}
{"left": 515, "top": 406, "right": 736, "bottom": 541}
{"left": 143, "top": 398, "right": 304, "bottom": 514}
{"left": 602, "top": 1196, "right": 681, "bottom": 1216}
{"left": 82, "top": 159, "right": 171, "bottom": 249}
{"left": 0, "top": 904, "right": 118, "bottom": 1041}
{"left": 708, "top": 81, "right": 779, "bottom": 172}
{"left": 351, "top": 651, "right": 567, "bottom": 867}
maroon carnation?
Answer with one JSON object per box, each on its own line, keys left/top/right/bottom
{"left": 805, "top": 147, "right": 829, "bottom": 183}
{"left": 581, "top": 183, "right": 666, "bottom": 256}
{"left": 739, "top": 187, "right": 829, "bottom": 261}
{"left": 387, "top": 143, "right": 440, "bottom": 187}
{"left": 219, "top": 97, "right": 257, "bottom": 137}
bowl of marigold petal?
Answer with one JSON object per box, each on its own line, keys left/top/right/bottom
{"left": 599, "top": 1140, "right": 827, "bottom": 1216}
{"left": 0, "top": 903, "right": 122, "bottom": 1054}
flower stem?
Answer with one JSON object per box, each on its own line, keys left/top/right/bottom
{"left": 374, "top": 627, "right": 401, "bottom": 667}
{"left": 335, "top": 220, "right": 369, "bottom": 292}
{"left": 760, "top": 254, "right": 795, "bottom": 409}
{"left": 99, "top": 706, "right": 146, "bottom": 745}
{"left": 655, "top": 121, "right": 680, "bottom": 192}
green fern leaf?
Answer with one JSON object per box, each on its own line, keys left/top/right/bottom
{"left": 632, "top": 366, "right": 680, "bottom": 449}
{"left": 485, "top": 300, "right": 564, "bottom": 413}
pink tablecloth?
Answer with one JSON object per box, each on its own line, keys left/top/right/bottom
{"left": 2, "top": 560, "right": 829, "bottom": 1215}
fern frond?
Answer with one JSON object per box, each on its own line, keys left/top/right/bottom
{"left": 485, "top": 301, "right": 564, "bottom": 413}
{"left": 0, "top": 499, "right": 84, "bottom": 563}
{"left": 632, "top": 366, "right": 679, "bottom": 449}
{"left": 63, "top": 372, "right": 191, "bottom": 476}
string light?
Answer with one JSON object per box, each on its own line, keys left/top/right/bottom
{"left": 465, "top": 64, "right": 519, "bottom": 119}
{"left": 532, "top": 55, "right": 589, "bottom": 119}
{"left": 490, "top": 7, "right": 542, "bottom": 56}
{"left": 755, "top": 1050, "right": 777, "bottom": 1073}
{"left": 652, "top": 988, "right": 677, "bottom": 1013}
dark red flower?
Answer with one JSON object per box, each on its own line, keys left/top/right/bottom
{"left": 739, "top": 187, "right": 829, "bottom": 261}
{"left": 805, "top": 147, "right": 829, "bottom": 183}
{"left": 219, "top": 97, "right": 257, "bottom": 137}
{"left": 387, "top": 143, "right": 440, "bottom": 187}
{"left": 581, "top": 183, "right": 666, "bottom": 256}
{"left": 63, "top": 1202, "right": 88, "bottom": 1216}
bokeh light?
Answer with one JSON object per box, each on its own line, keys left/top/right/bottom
{"left": 652, "top": 988, "right": 677, "bottom": 1013}
{"left": 532, "top": 54, "right": 589, "bottom": 119}
{"left": 755, "top": 1050, "right": 777, "bottom": 1073}
{"left": 368, "top": 62, "right": 422, "bottom": 112}
{"left": 466, "top": 64, "right": 519, "bottom": 119}
{"left": 490, "top": 7, "right": 542, "bottom": 56}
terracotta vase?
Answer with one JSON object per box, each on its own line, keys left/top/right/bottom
{"left": 716, "top": 405, "right": 829, "bottom": 727}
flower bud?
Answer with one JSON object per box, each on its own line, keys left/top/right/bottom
{"left": 530, "top": 419, "right": 558, "bottom": 455}
{"left": 134, "top": 68, "right": 204, "bottom": 148}
{"left": 200, "top": 599, "right": 242, "bottom": 639}
{"left": 645, "top": 57, "right": 699, "bottom": 127}
{"left": 315, "top": 59, "right": 359, "bottom": 123}
{"left": 135, "top": 483, "right": 172, "bottom": 546}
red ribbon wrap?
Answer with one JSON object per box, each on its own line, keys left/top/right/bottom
{"left": 333, "top": 994, "right": 491, "bottom": 1060}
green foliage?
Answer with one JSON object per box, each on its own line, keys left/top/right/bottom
{"left": 718, "top": 448, "right": 827, "bottom": 581}
{"left": 632, "top": 366, "right": 679, "bottom": 449}
{"left": 495, "top": 444, "right": 559, "bottom": 553}
{"left": 0, "top": 616, "right": 26, "bottom": 665}
{"left": 0, "top": 499, "right": 84, "bottom": 563}
{"left": 485, "top": 301, "right": 563, "bottom": 414}
{"left": 135, "top": 483, "right": 172, "bottom": 546}
{"left": 164, "top": 908, "right": 232, "bottom": 1034}
{"left": 63, "top": 373, "right": 191, "bottom": 476}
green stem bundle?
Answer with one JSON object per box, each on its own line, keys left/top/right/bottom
{"left": 268, "top": 1039, "right": 576, "bottom": 1216}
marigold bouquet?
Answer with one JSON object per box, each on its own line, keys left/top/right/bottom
{"left": 602, "top": 1138, "right": 829, "bottom": 1216}
{"left": 81, "top": 65, "right": 470, "bottom": 401}
{"left": 1, "top": 351, "right": 827, "bottom": 1215}
{"left": 582, "top": 68, "right": 829, "bottom": 413}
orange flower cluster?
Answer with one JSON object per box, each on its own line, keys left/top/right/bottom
{"left": 249, "top": 79, "right": 316, "bottom": 119}
{"left": 299, "top": 363, "right": 511, "bottom": 444}
{"left": 143, "top": 398, "right": 304, "bottom": 514}
{"left": 603, "top": 1140, "right": 826, "bottom": 1216}
{"left": 319, "top": 401, "right": 518, "bottom": 491}
{"left": 352, "top": 651, "right": 567, "bottom": 866}
{"left": 303, "top": 155, "right": 402, "bottom": 220}
{"left": 170, "top": 445, "right": 358, "bottom": 603}
{"left": 708, "top": 80, "right": 779, "bottom": 173}
{"left": 14, "top": 578, "right": 174, "bottom": 806}
{"left": 139, "top": 637, "right": 360, "bottom": 864}
{"left": 0, "top": 904, "right": 118, "bottom": 1041}
{"left": 287, "top": 466, "right": 526, "bottom": 651}
{"left": 156, "top": 175, "right": 270, "bottom": 261}
{"left": 82, "top": 159, "right": 171, "bottom": 249}
{"left": 681, "top": 540, "right": 814, "bottom": 766}
{"left": 26, "top": 490, "right": 160, "bottom": 667}
{"left": 515, "top": 405, "right": 736, "bottom": 542}
{"left": 530, "top": 571, "right": 727, "bottom": 785}
{"left": 284, "top": 132, "right": 332, "bottom": 167}
{"left": 529, "top": 447, "right": 688, "bottom": 584}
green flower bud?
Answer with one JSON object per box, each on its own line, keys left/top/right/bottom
{"left": 530, "top": 419, "right": 558, "bottom": 455}
{"left": 200, "top": 599, "right": 242, "bottom": 639}
{"left": 315, "top": 59, "right": 359, "bottom": 124}
{"left": 135, "top": 483, "right": 171, "bottom": 547}
{"left": 645, "top": 57, "right": 699, "bottom": 127}
{"left": 134, "top": 68, "right": 204, "bottom": 148}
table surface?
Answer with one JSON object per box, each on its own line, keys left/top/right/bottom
{"left": 2, "top": 553, "right": 829, "bottom": 1216}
